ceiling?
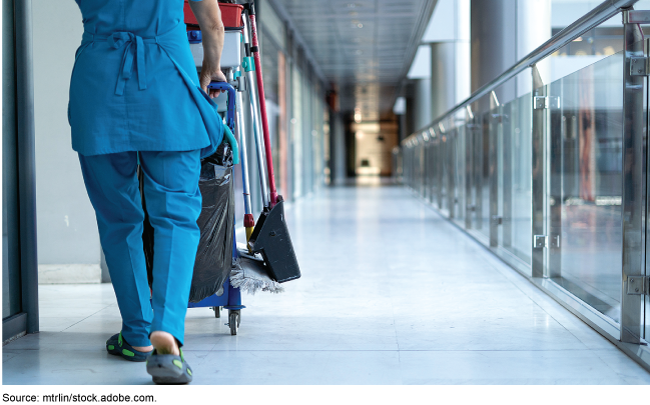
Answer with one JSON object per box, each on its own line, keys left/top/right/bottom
{"left": 273, "top": 0, "right": 437, "bottom": 121}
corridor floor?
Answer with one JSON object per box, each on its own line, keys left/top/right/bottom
{"left": 4, "top": 184, "right": 650, "bottom": 384}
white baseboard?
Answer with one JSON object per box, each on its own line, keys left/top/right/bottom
{"left": 38, "top": 264, "right": 102, "bottom": 284}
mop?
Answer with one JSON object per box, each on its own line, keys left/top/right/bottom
{"left": 230, "top": 251, "right": 284, "bottom": 294}
{"left": 223, "top": 59, "right": 284, "bottom": 294}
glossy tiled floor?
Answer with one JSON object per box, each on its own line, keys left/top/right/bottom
{"left": 4, "top": 184, "right": 650, "bottom": 384}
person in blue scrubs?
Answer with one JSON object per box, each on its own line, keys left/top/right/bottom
{"left": 69, "top": 0, "right": 226, "bottom": 383}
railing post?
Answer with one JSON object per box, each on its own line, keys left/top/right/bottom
{"left": 448, "top": 128, "right": 457, "bottom": 219}
{"left": 531, "top": 65, "right": 549, "bottom": 278}
{"left": 428, "top": 130, "right": 434, "bottom": 203}
{"left": 421, "top": 138, "right": 429, "bottom": 201}
{"left": 620, "top": 8, "right": 646, "bottom": 344}
{"left": 475, "top": 115, "right": 484, "bottom": 230}
{"left": 465, "top": 107, "right": 474, "bottom": 229}
{"left": 437, "top": 126, "right": 444, "bottom": 209}
{"left": 644, "top": 36, "right": 650, "bottom": 342}
{"left": 548, "top": 79, "right": 563, "bottom": 280}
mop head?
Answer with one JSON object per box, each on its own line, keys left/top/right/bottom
{"left": 230, "top": 256, "right": 285, "bottom": 295}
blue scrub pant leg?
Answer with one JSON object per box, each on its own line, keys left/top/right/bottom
{"left": 79, "top": 150, "right": 202, "bottom": 347}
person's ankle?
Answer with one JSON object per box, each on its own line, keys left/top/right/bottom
{"left": 150, "top": 331, "right": 180, "bottom": 356}
{"left": 132, "top": 345, "right": 153, "bottom": 353}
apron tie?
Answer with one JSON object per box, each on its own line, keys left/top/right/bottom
{"left": 108, "top": 32, "right": 149, "bottom": 96}
{"left": 78, "top": 22, "right": 223, "bottom": 157}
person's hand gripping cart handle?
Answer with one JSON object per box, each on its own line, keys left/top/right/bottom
{"left": 188, "top": 0, "right": 227, "bottom": 97}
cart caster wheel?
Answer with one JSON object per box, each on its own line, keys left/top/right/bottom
{"left": 227, "top": 310, "right": 240, "bottom": 335}
{"left": 213, "top": 307, "right": 221, "bottom": 318}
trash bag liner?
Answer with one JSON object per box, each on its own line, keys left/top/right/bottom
{"left": 142, "top": 142, "right": 235, "bottom": 303}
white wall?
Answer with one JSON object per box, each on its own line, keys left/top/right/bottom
{"left": 516, "top": 0, "right": 552, "bottom": 97}
{"left": 413, "top": 78, "right": 432, "bottom": 132}
{"left": 421, "top": 0, "right": 471, "bottom": 118}
{"left": 33, "top": 1, "right": 102, "bottom": 283}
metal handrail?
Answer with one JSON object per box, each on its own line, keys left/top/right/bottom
{"left": 402, "top": 0, "right": 638, "bottom": 145}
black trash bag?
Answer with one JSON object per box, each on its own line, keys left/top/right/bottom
{"left": 141, "top": 142, "right": 235, "bottom": 303}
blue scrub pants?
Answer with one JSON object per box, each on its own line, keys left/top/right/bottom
{"left": 79, "top": 150, "right": 202, "bottom": 347}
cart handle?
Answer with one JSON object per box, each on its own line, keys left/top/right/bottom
{"left": 208, "top": 81, "right": 239, "bottom": 165}
{"left": 208, "top": 81, "right": 236, "bottom": 132}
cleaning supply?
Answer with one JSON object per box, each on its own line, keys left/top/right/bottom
{"left": 230, "top": 248, "right": 284, "bottom": 294}
{"left": 235, "top": 3, "right": 301, "bottom": 284}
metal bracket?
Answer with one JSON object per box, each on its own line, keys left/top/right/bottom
{"left": 491, "top": 215, "right": 503, "bottom": 225}
{"left": 491, "top": 113, "right": 507, "bottom": 123}
{"left": 627, "top": 276, "right": 649, "bottom": 295}
{"left": 550, "top": 234, "right": 560, "bottom": 248}
{"left": 630, "top": 56, "right": 650, "bottom": 76}
{"left": 534, "top": 235, "right": 547, "bottom": 248}
{"left": 534, "top": 96, "right": 560, "bottom": 110}
{"left": 465, "top": 105, "right": 474, "bottom": 120}
{"left": 490, "top": 91, "right": 500, "bottom": 109}
{"left": 624, "top": 10, "right": 650, "bottom": 24}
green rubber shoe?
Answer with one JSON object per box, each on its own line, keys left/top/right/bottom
{"left": 106, "top": 332, "right": 152, "bottom": 362}
{"left": 146, "top": 348, "right": 193, "bottom": 385}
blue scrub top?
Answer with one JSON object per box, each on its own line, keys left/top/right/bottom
{"left": 69, "top": 0, "right": 223, "bottom": 158}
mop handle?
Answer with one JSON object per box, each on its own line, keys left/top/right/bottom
{"left": 241, "top": 15, "right": 270, "bottom": 209}
{"left": 234, "top": 76, "right": 256, "bottom": 240}
{"left": 245, "top": 5, "right": 278, "bottom": 207}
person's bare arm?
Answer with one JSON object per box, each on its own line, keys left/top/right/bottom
{"left": 188, "top": 0, "right": 226, "bottom": 97}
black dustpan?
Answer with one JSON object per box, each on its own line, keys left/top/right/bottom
{"left": 244, "top": 196, "right": 301, "bottom": 283}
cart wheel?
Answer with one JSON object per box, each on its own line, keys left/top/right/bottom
{"left": 213, "top": 307, "right": 221, "bottom": 318}
{"left": 227, "top": 310, "right": 240, "bottom": 335}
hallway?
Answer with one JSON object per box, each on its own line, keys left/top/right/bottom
{"left": 3, "top": 184, "right": 650, "bottom": 384}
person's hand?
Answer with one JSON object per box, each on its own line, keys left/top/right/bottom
{"left": 200, "top": 63, "right": 227, "bottom": 98}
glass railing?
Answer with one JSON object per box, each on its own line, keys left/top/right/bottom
{"left": 400, "top": 1, "right": 650, "bottom": 369}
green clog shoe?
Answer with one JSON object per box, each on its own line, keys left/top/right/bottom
{"left": 146, "top": 348, "right": 193, "bottom": 385}
{"left": 106, "top": 332, "right": 152, "bottom": 362}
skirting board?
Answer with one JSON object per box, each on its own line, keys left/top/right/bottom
{"left": 38, "top": 264, "right": 101, "bottom": 284}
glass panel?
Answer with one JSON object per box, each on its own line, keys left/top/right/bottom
{"left": 301, "top": 70, "right": 312, "bottom": 194}
{"left": 2, "top": 0, "right": 21, "bottom": 320}
{"left": 549, "top": 49, "right": 623, "bottom": 322}
{"left": 291, "top": 65, "right": 302, "bottom": 199}
{"left": 502, "top": 93, "right": 533, "bottom": 264}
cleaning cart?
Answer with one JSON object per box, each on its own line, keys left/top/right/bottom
{"left": 174, "top": 1, "right": 302, "bottom": 335}
{"left": 182, "top": 1, "right": 247, "bottom": 335}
